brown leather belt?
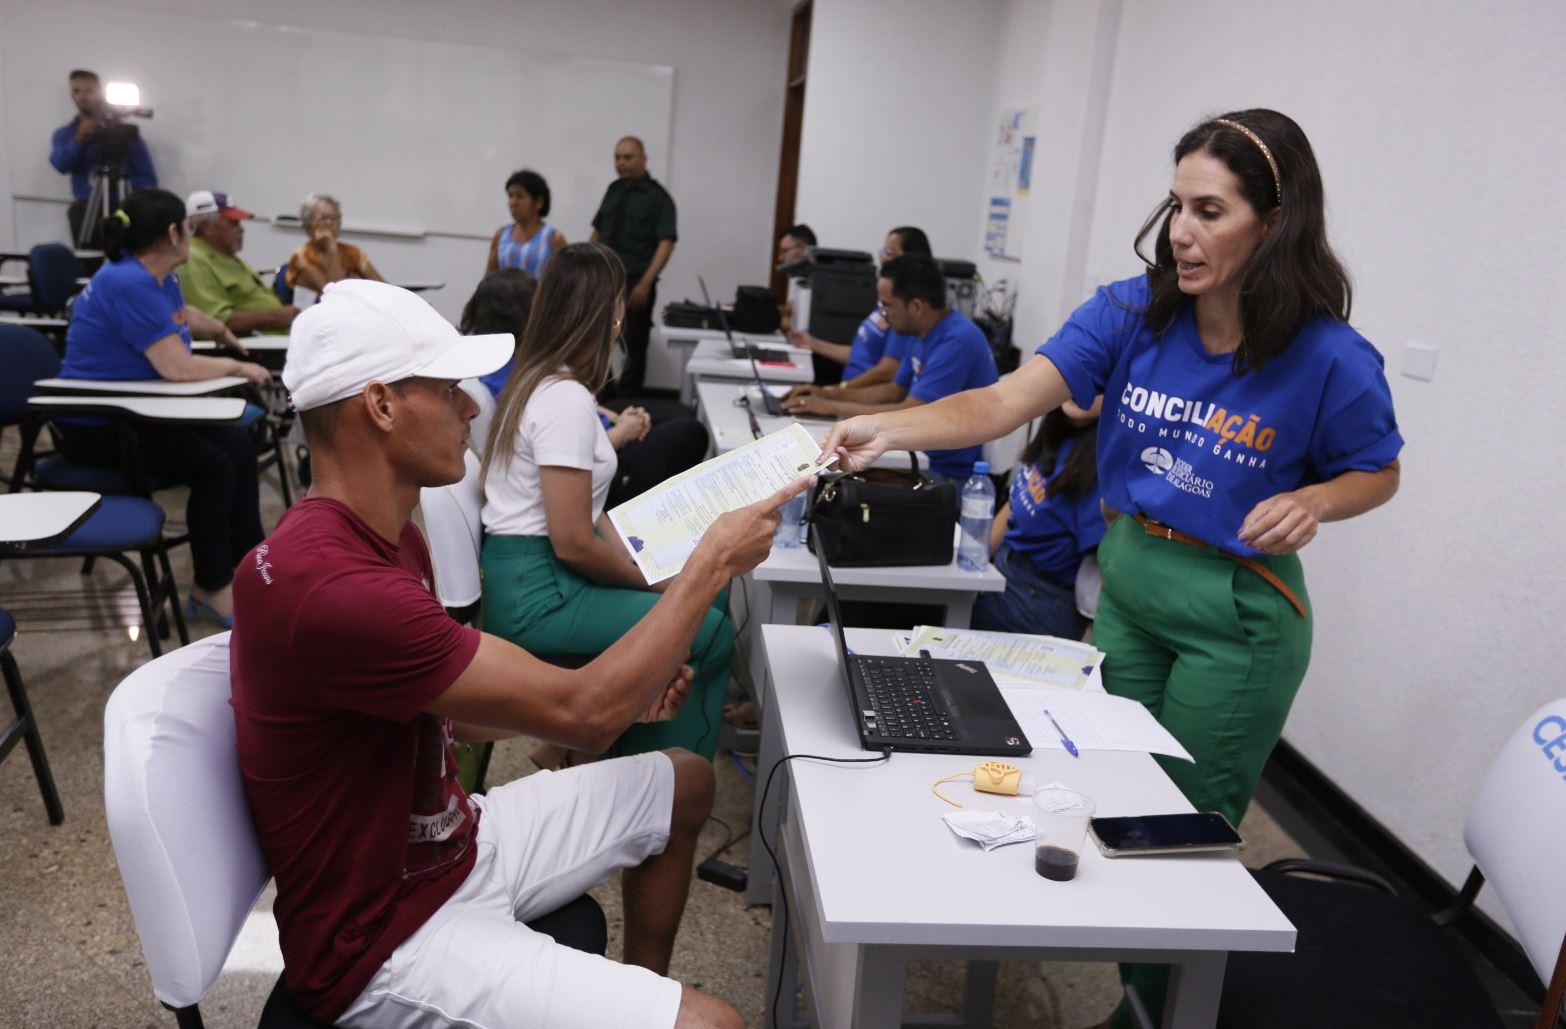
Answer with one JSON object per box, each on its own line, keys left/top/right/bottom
{"left": 1132, "top": 514, "right": 1309, "bottom": 619}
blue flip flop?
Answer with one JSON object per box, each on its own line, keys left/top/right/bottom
{"left": 186, "top": 595, "right": 234, "bottom": 629}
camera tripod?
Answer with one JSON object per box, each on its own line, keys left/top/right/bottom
{"left": 75, "top": 163, "right": 132, "bottom": 250}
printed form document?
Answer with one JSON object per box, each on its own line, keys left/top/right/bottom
{"left": 609, "top": 423, "right": 831, "bottom": 584}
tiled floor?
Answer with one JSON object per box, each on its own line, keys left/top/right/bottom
{"left": 0, "top": 471, "right": 1307, "bottom": 1028}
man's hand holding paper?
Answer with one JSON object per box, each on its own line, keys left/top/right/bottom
{"left": 609, "top": 424, "right": 832, "bottom": 584}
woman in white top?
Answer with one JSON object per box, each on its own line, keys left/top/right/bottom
{"left": 479, "top": 242, "right": 735, "bottom": 764}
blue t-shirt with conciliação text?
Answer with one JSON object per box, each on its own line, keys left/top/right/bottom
{"left": 895, "top": 309, "right": 999, "bottom": 479}
{"left": 1038, "top": 275, "right": 1402, "bottom": 556}
{"left": 62, "top": 255, "right": 191, "bottom": 381}
{"left": 842, "top": 312, "right": 913, "bottom": 380}
{"left": 1003, "top": 435, "right": 1107, "bottom": 586}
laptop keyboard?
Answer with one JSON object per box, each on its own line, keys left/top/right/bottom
{"left": 857, "top": 658, "right": 958, "bottom": 741}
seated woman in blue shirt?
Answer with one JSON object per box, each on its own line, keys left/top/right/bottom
{"left": 57, "top": 187, "right": 273, "bottom": 627}
{"left": 972, "top": 399, "right": 1103, "bottom": 641}
{"left": 483, "top": 169, "right": 566, "bottom": 278}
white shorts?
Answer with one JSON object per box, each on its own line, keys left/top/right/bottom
{"left": 338, "top": 751, "right": 682, "bottom": 1029}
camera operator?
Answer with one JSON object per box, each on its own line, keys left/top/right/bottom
{"left": 49, "top": 69, "right": 157, "bottom": 245}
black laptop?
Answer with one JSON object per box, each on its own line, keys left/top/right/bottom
{"left": 813, "top": 530, "right": 1032, "bottom": 756}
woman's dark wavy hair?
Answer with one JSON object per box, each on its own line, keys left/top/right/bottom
{"left": 1133, "top": 109, "right": 1351, "bottom": 375}
{"left": 887, "top": 225, "right": 932, "bottom": 257}
{"left": 1018, "top": 407, "right": 1099, "bottom": 502}
{"left": 459, "top": 268, "right": 537, "bottom": 337}
{"left": 100, "top": 187, "right": 186, "bottom": 262}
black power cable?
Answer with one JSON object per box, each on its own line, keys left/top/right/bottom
{"left": 757, "top": 749, "right": 891, "bottom": 1027}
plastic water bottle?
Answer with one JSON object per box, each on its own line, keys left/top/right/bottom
{"left": 775, "top": 489, "right": 807, "bottom": 548}
{"left": 957, "top": 461, "right": 995, "bottom": 572}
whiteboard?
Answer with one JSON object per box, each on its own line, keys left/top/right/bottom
{"left": 2, "top": 0, "right": 674, "bottom": 239}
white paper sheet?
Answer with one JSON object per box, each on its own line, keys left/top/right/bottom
{"left": 902, "top": 626, "right": 1104, "bottom": 690}
{"left": 607, "top": 423, "right": 833, "bottom": 584}
{"left": 1000, "top": 688, "right": 1194, "bottom": 762}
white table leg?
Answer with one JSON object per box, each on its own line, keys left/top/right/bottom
{"left": 848, "top": 947, "right": 907, "bottom": 1028}
{"left": 1162, "top": 951, "right": 1226, "bottom": 1029}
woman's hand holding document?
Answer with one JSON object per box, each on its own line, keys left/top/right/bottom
{"left": 609, "top": 424, "right": 835, "bottom": 584}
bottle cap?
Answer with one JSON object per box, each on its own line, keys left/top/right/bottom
{"left": 974, "top": 461, "right": 990, "bottom": 475}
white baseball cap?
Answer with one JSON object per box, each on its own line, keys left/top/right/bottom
{"left": 283, "top": 280, "right": 513, "bottom": 412}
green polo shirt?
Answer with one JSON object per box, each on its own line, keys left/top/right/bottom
{"left": 591, "top": 174, "right": 677, "bottom": 280}
{"left": 181, "top": 237, "right": 283, "bottom": 324}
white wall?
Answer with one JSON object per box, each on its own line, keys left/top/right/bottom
{"left": 803, "top": 0, "right": 1566, "bottom": 932}
{"left": 2, "top": 0, "right": 790, "bottom": 322}
{"left": 794, "top": 0, "right": 1003, "bottom": 263}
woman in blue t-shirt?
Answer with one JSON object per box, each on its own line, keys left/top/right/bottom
{"left": 58, "top": 188, "right": 273, "bottom": 627}
{"left": 823, "top": 109, "right": 1403, "bottom": 1027}
{"left": 972, "top": 399, "right": 1104, "bottom": 640}
{"left": 484, "top": 169, "right": 566, "bottom": 278}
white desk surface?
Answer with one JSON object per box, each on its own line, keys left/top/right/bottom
{"left": 193, "top": 338, "right": 290, "bottom": 352}
{"left": 683, "top": 340, "right": 812, "bottom": 394}
{"left": 0, "top": 313, "right": 68, "bottom": 328}
{"left": 0, "top": 492, "right": 101, "bottom": 547}
{"left": 753, "top": 536, "right": 1004, "bottom": 592}
{"left": 34, "top": 376, "right": 247, "bottom": 396}
{"left": 654, "top": 323, "right": 787, "bottom": 348}
{"left": 694, "top": 380, "right": 927, "bottom": 472}
{"left": 0, "top": 273, "right": 25, "bottom": 287}
{"left": 761, "top": 623, "right": 1296, "bottom": 954}
{"left": 28, "top": 395, "right": 246, "bottom": 423}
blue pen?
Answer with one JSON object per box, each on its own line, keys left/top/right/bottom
{"left": 1043, "top": 708, "right": 1080, "bottom": 758}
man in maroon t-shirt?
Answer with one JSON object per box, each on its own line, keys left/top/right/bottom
{"left": 232, "top": 280, "right": 804, "bottom": 1029}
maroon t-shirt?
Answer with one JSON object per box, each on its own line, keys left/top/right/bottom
{"left": 231, "top": 498, "right": 482, "bottom": 1020}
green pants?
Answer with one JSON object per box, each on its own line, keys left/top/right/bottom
{"left": 1094, "top": 515, "right": 1312, "bottom": 1028}
{"left": 480, "top": 534, "right": 733, "bottom": 761}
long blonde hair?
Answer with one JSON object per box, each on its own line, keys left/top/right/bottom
{"left": 481, "top": 241, "right": 626, "bottom": 486}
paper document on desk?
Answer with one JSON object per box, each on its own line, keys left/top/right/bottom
{"left": 902, "top": 626, "right": 1104, "bottom": 690}
{"left": 608, "top": 423, "right": 831, "bottom": 584}
{"left": 1001, "top": 689, "right": 1194, "bottom": 762}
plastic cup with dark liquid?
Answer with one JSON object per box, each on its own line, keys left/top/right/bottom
{"left": 1031, "top": 787, "right": 1095, "bottom": 882}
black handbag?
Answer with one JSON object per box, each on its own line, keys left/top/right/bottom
{"left": 807, "top": 454, "right": 956, "bottom": 566}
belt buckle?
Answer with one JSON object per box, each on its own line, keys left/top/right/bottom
{"left": 1164, "top": 526, "right": 1174, "bottom": 541}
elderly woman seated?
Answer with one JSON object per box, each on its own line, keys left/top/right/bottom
{"left": 284, "top": 193, "right": 383, "bottom": 292}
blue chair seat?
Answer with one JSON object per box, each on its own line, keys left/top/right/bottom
{"left": 34, "top": 456, "right": 172, "bottom": 494}
{"left": 46, "top": 496, "right": 166, "bottom": 552}
{"left": 239, "top": 402, "right": 267, "bottom": 428}
{"left": 0, "top": 607, "right": 14, "bottom": 648}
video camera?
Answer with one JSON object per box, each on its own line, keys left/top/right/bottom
{"left": 91, "top": 82, "right": 154, "bottom": 165}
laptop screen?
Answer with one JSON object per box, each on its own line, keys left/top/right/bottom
{"left": 811, "top": 527, "right": 862, "bottom": 712}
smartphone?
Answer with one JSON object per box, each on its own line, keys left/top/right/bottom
{"left": 1089, "top": 812, "right": 1244, "bottom": 857}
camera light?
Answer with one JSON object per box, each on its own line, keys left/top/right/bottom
{"left": 105, "top": 82, "right": 141, "bottom": 107}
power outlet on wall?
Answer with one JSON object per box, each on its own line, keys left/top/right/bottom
{"left": 1401, "top": 341, "right": 1439, "bottom": 382}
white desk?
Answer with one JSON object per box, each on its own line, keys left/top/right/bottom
{"left": 0, "top": 273, "right": 26, "bottom": 287}
{"left": 680, "top": 338, "right": 812, "bottom": 405}
{"left": 0, "top": 492, "right": 101, "bottom": 550}
{"left": 28, "top": 395, "right": 246, "bottom": 424}
{"left": 0, "top": 313, "right": 67, "bottom": 329}
{"left": 653, "top": 322, "right": 790, "bottom": 387}
{"left": 392, "top": 280, "right": 445, "bottom": 293}
{"left": 34, "top": 376, "right": 247, "bottom": 397}
{"left": 757, "top": 625, "right": 1295, "bottom": 1028}
{"left": 692, "top": 381, "right": 926, "bottom": 472}
{"left": 193, "top": 338, "right": 290, "bottom": 351}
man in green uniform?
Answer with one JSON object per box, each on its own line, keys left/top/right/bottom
{"left": 590, "top": 137, "right": 677, "bottom": 395}
{"left": 182, "top": 190, "right": 298, "bottom": 336}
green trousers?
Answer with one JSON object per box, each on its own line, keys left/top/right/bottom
{"left": 1094, "top": 515, "right": 1313, "bottom": 1028}
{"left": 480, "top": 534, "right": 733, "bottom": 761}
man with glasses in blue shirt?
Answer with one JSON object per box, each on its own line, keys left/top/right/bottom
{"left": 782, "top": 253, "right": 997, "bottom": 481}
